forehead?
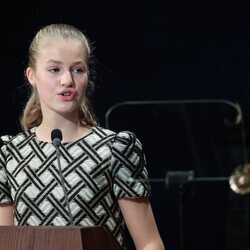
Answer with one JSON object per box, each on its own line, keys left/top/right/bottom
{"left": 38, "top": 37, "right": 88, "bottom": 59}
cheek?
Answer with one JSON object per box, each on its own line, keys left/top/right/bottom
{"left": 77, "top": 85, "right": 87, "bottom": 101}
{"left": 77, "top": 77, "right": 88, "bottom": 95}
{"left": 36, "top": 80, "right": 55, "bottom": 101}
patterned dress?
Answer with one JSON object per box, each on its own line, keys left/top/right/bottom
{"left": 0, "top": 126, "right": 150, "bottom": 248}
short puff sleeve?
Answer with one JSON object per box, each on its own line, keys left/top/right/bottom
{"left": 111, "top": 131, "right": 151, "bottom": 199}
{"left": 0, "top": 136, "right": 12, "bottom": 203}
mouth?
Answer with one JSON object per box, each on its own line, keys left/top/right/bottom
{"left": 58, "top": 89, "right": 76, "bottom": 96}
{"left": 58, "top": 89, "right": 76, "bottom": 100}
{"left": 61, "top": 92, "right": 72, "bottom": 96}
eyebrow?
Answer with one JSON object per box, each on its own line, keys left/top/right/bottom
{"left": 46, "top": 60, "right": 62, "bottom": 64}
{"left": 45, "top": 60, "right": 84, "bottom": 65}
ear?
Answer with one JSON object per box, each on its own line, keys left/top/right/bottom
{"left": 26, "top": 67, "right": 36, "bottom": 87}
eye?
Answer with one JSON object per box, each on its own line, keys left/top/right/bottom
{"left": 48, "top": 67, "right": 60, "bottom": 73}
{"left": 72, "top": 68, "right": 85, "bottom": 74}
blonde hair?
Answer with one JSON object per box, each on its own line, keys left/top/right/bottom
{"left": 20, "top": 23, "right": 97, "bottom": 130}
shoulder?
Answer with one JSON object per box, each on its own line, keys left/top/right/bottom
{"left": 93, "top": 126, "right": 117, "bottom": 137}
{"left": 114, "top": 130, "right": 140, "bottom": 144}
{"left": 0, "top": 129, "right": 34, "bottom": 148}
{"left": 95, "top": 127, "right": 141, "bottom": 144}
{"left": 111, "top": 130, "right": 144, "bottom": 154}
{"left": 93, "top": 126, "right": 143, "bottom": 150}
{"left": 0, "top": 135, "right": 13, "bottom": 145}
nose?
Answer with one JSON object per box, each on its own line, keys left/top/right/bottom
{"left": 60, "top": 70, "right": 74, "bottom": 87}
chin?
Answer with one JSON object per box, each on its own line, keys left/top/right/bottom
{"left": 56, "top": 106, "right": 78, "bottom": 115}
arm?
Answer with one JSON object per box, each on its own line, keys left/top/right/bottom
{"left": 118, "top": 197, "right": 165, "bottom": 250}
{"left": 0, "top": 203, "right": 14, "bottom": 225}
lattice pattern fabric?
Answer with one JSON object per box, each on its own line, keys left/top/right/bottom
{"left": 0, "top": 126, "right": 150, "bottom": 247}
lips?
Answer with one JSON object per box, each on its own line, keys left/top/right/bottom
{"left": 58, "top": 88, "right": 76, "bottom": 95}
{"left": 58, "top": 88, "right": 76, "bottom": 101}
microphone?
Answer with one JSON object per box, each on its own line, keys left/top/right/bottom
{"left": 51, "top": 129, "right": 74, "bottom": 226}
{"left": 51, "top": 129, "right": 62, "bottom": 147}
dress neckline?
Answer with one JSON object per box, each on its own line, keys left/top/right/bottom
{"left": 30, "top": 126, "right": 96, "bottom": 145}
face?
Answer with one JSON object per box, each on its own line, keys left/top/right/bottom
{"left": 26, "top": 37, "right": 88, "bottom": 119}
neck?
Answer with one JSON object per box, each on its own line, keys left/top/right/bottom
{"left": 35, "top": 112, "right": 92, "bottom": 143}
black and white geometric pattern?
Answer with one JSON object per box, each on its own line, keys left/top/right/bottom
{"left": 0, "top": 126, "right": 150, "bottom": 248}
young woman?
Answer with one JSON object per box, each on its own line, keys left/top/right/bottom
{"left": 0, "top": 23, "right": 165, "bottom": 250}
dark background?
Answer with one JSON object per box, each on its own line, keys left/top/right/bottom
{"left": 1, "top": 1, "right": 250, "bottom": 249}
